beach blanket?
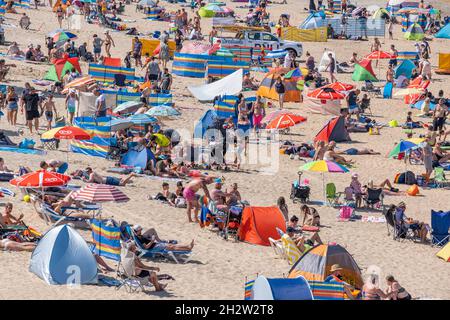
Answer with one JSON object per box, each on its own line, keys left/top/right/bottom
{"left": 0, "top": 146, "right": 46, "bottom": 155}
{"left": 144, "top": 175, "right": 184, "bottom": 182}
{"left": 361, "top": 216, "right": 386, "bottom": 223}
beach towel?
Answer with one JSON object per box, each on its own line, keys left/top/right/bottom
{"left": 361, "top": 216, "right": 386, "bottom": 223}
{"left": 0, "top": 146, "right": 46, "bottom": 155}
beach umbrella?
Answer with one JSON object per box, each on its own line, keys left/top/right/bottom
{"left": 299, "top": 160, "right": 349, "bottom": 204}
{"left": 324, "top": 82, "right": 355, "bottom": 92}
{"left": 70, "top": 184, "right": 130, "bottom": 203}
{"left": 266, "top": 114, "right": 307, "bottom": 130}
{"left": 42, "top": 126, "right": 91, "bottom": 140}
{"left": 388, "top": 140, "right": 418, "bottom": 158}
{"left": 52, "top": 31, "right": 77, "bottom": 43}
{"left": 393, "top": 87, "right": 425, "bottom": 97}
{"left": 113, "top": 101, "right": 144, "bottom": 114}
{"left": 62, "top": 76, "right": 95, "bottom": 94}
{"left": 138, "top": 0, "right": 156, "bottom": 6}
{"left": 266, "top": 49, "right": 288, "bottom": 59}
{"left": 146, "top": 105, "right": 181, "bottom": 117}
{"left": 263, "top": 109, "right": 292, "bottom": 123}
{"left": 109, "top": 118, "right": 134, "bottom": 131}
{"left": 307, "top": 87, "right": 346, "bottom": 100}
{"left": 43, "top": 57, "right": 81, "bottom": 82}
{"left": 10, "top": 170, "right": 71, "bottom": 188}
{"left": 284, "top": 67, "right": 305, "bottom": 80}
{"left": 364, "top": 51, "right": 395, "bottom": 60}
{"left": 406, "top": 138, "right": 426, "bottom": 145}
{"left": 127, "top": 113, "right": 158, "bottom": 124}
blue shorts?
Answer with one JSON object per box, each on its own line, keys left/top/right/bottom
{"left": 105, "top": 176, "right": 121, "bottom": 186}
{"left": 345, "top": 148, "right": 358, "bottom": 155}
{"left": 57, "top": 162, "right": 69, "bottom": 174}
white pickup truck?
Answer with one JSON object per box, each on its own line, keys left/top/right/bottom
{"left": 215, "top": 30, "right": 303, "bottom": 57}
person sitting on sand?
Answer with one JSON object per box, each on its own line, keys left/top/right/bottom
{"left": 126, "top": 242, "right": 167, "bottom": 291}
{"left": 0, "top": 59, "right": 17, "bottom": 81}
{"left": 394, "top": 202, "right": 429, "bottom": 243}
{"left": 300, "top": 204, "right": 320, "bottom": 227}
{"left": 226, "top": 183, "right": 242, "bottom": 207}
{"left": 286, "top": 227, "right": 322, "bottom": 255}
{"left": 323, "top": 142, "right": 354, "bottom": 166}
{"left": 183, "top": 176, "right": 214, "bottom": 223}
{"left": 313, "top": 141, "right": 327, "bottom": 161}
{"left": 155, "top": 156, "right": 180, "bottom": 178}
{"left": 362, "top": 273, "right": 392, "bottom": 300}
{"left": 40, "top": 159, "right": 69, "bottom": 174}
{"left": 385, "top": 275, "right": 412, "bottom": 300}
{"left": 132, "top": 224, "right": 194, "bottom": 252}
{"left": 432, "top": 142, "right": 450, "bottom": 165}
{"left": 210, "top": 178, "right": 232, "bottom": 212}
{"left": 287, "top": 215, "right": 300, "bottom": 232}
{"left": 1, "top": 203, "right": 24, "bottom": 226}
{"left": 242, "top": 72, "right": 258, "bottom": 90}
{"left": 0, "top": 157, "right": 12, "bottom": 172}
{"left": 325, "top": 264, "right": 356, "bottom": 300}
{"left": 83, "top": 167, "right": 135, "bottom": 186}
{"left": 7, "top": 42, "right": 24, "bottom": 57}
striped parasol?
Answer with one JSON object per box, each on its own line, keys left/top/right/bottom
{"left": 70, "top": 184, "right": 130, "bottom": 203}
{"left": 61, "top": 76, "right": 96, "bottom": 94}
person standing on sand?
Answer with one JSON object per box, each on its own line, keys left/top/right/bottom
{"left": 325, "top": 52, "right": 337, "bottom": 83}
{"left": 132, "top": 37, "right": 143, "bottom": 67}
{"left": 41, "top": 94, "right": 57, "bottom": 131}
{"left": 55, "top": 5, "right": 64, "bottom": 29}
{"left": 92, "top": 34, "right": 104, "bottom": 63}
{"left": 183, "top": 176, "right": 214, "bottom": 223}
{"left": 104, "top": 30, "right": 115, "bottom": 58}
{"left": 22, "top": 87, "right": 41, "bottom": 134}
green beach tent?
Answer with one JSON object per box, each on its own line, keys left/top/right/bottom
{"left": 43, "top": 58, "right": 81, "bottom": 81}
{"left": 351, "top": 59, "right": 377, "bottom": 81}
{"left": 404, "top": 23, "right": 424, "bottom": 41}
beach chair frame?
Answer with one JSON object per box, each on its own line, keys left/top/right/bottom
{"left": 363, "top": 188, "right": 384, "bottom": 211}
{"left": 433, "top": 167, "right": 448, "bottom": 188}
{"left": 326, "top": 183, "right": 342, "bottom": 207}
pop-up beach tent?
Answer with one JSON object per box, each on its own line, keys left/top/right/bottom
{"left": 188, "top": 69, "right": 243, "bottom": 102}
{"left": 29, "top": 225, "right": 98, "bottom": 285}
{"left": 435, "top": 23, "right": 450, "bottom": 39}
{"left": 238, "top": 206, "right": 286, "bottom": 246}
{"left": 251, "top": 275, "right": 313, "bottom": 300}
{"left": 314, "top": 116, "right": 350, "bottom": 143}
{"left": 352, "top": 59, "right": 377, "bottom": 81}
{"left": 288, "top": 244, "right": 364, "bottom": 289}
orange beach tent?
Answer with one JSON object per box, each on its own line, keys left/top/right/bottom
{"left": 238, "top": 206, "right": 286, "bottom": 246}
{"left": 256, "top": 69, "right": 301, "bottom": 102}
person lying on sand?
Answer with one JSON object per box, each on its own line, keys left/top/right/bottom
{"left": 132, "top": 224, "right": 194, "bottom": 252}
{"left": 127, "top": 242, "right": 167, "bottom": 291}
{"left": 83, "top": 167, "right": 135, "bottom": 186}
{"left": 363, "top": 179, "right": 399, "bottom": 193}
{"left": 336, "top": 148, "right": 380, "bottom": 156}
{"left": 0, "top": 238, "right": 36, "bottom": 252}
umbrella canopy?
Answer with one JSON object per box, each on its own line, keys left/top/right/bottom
{"left": 263, "top": 110, "right": 292, "bottom": 123}
{"left": 299, "top": 160, "right": 349, "bottom": 173}
{"left": 138, "top": 0, "right": 156, "bottom": 6}
{"left": 307, "top": 87, "right": 346, "bottom": 100}
{"left": 266, "top": 114, "right": 307, "bottom": 130}
{"left": 44, "top": 57, "right": 81, "bottom": 82}
{"left": 52, "top": 31, "right": 77, "bottom": 43}
{"left": 62, "top": 76, "right": 95, "bottom": 94}
{"left": 109, "top": 118, "right": 134, "bottom": 131}
{"left": 146, "top": 105, "right": 181, "bottom": 117}
{"left": 113, "top": 101, "right": 144, "bottom": 114}
{"left": 324, "top": 82, "right": 355, "bottom": 92}
{"left": 388, "top": 141, "right": 418, "bottom": 158}
{"left": 42, "top": 126, "right": 91, "bottom": 140}
{"left": 127, "top": 113, "right": 158, "bottom": 124}
{"left": 10, "top": 170, "right": 71, "bottom": 188}
{"left": 70, "top": 184, "right": 130, "bottom": 203}
{"left": 364, "top": 51, "right": 395, "bottom": 60}
{"left": 393, "top": 87, "right": 425, "bottom": 97}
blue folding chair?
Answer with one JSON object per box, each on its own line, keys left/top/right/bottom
{"left": 431, "top": 210, "right": 450, "bottom": 247}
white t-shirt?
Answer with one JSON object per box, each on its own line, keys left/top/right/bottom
{"left": 95, "top": 94, "right": 106, "bottom": 111}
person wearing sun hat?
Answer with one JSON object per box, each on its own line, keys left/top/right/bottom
{"left": 325, "top": 264, "right": 356, "bottom": 299}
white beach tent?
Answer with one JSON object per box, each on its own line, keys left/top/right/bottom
{"left": 318, "top": 50, "right": 337, "bottom": 73}
{"left": 29, "top": 225, "right": 98, "bottom": 285}
{"left": 188, "top": 68, "right": 243, "bottom": 102}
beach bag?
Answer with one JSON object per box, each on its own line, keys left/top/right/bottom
{"left": 338, "top": 206, "right": 353, "bottom": 221}
{"left": 407, "top": 184, "right": 419, "bottom": 196}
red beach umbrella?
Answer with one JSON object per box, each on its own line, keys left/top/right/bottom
{"left": 266, "top": 114, "right": 307, "bottom": 130}
{"left": 10, "top": 170, "right": 71, "bottom": 188}
{"left": 307, "top": 87, "right": 346, "bottom": 100}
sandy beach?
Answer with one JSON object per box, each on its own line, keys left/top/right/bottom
{"left": 0, "top": 0, "right": 449, "bottom": 300}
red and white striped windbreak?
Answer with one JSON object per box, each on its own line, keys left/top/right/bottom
{"left": 70, "top": 184, "right": 130, "bottom": 203}
{"left": 10, "top": 170, "right": 71, "bottom": 188}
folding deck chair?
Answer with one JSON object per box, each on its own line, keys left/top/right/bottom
{"left": 363, "top": 188, "right": 384, "bottom": 210}
{"left": 430, "top": 210, "right": 450, "bottom": 247}
{"left": 434, "top": 167, "right": 448, "bottom": 187}
{"left": 326, "top": 183, "right": 342, "bottom": 207}
{"left": 123, "top": 224, "right": 191, "bottom": 264}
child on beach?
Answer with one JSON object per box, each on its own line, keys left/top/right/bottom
{"left": 41, "top": 94, "right": 57, "bottom": 131}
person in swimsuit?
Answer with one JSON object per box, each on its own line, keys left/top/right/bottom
{"left": 313, "top": 141, "right": 326, "bottom": 160}
{"left": 103, "top": 31, "right": 115, "bottom": 58}
{"left": 337, "top": 148, "right": 380, "bottom": 156}
{"left": 300, "top": 204, "right": 320, "bottom": 227}
{"left": 6, "top": 86, "right": 18, "bottom": 126}
{"left": 183, "top": 176, "right": 214, "bottom": 223}
{"left": 41, "top": 94, "right": 57, "bottom": 131}
{"left": 133, "top": 225, "right": 194, "bottom": 252}
{"left": 432, "top": 142, "right": 450, "bottom": 164}
{"left": 0, "top": 239, "right": 36, "bottom": 252}
{"left": 65, "top": 89, "right": 78, "bottom": 124}
{"left": 1, "top": 203, "right": 24, "bottom": 226}
{"left": 287, "top": 227, "right": 322, "bottom": 255}
{"left": 323, "top": 142, "right": 354, "bottom": 166}
{"left": 385, "top": 275, "right": 412, "bottom": 300}
{"left": 325, "top": 53, "right": 337, "bottom": 83}
{"left": 83, "top": 167, "right": 135, "bottom": 186}
{"left": 362, "top": 274, "right": 392, "bottom": 300}
{"left": 252, "top": 96, "right": 265, "bottom": 137}
{"left": 41, "top": 159, "right": 69, "bottom": 174}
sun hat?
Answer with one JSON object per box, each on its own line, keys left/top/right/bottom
{"left": 352, "top": 173, "right": 358, "bottom": 178}
{"left": 133, "top": 225, "right": 142, "bottom": 232}
{"left": 330, "top": 264, "right": 343, "bottom": 272}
